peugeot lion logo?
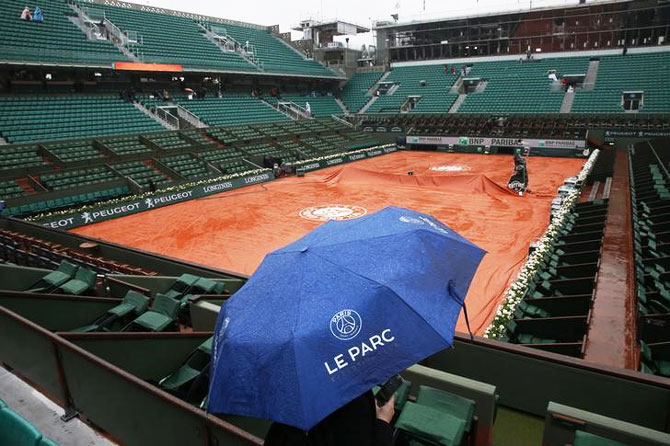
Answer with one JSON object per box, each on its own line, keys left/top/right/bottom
{"left": 330, "top": 309, "right": 362, "bottom": 341}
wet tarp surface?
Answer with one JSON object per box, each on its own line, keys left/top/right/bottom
{"left": 75, "top": 151, "right": 584, "bottom": 334}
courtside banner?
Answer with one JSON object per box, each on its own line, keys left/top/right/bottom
{"left": 298, "top": 146, "right": 397, "bottom": 173}
{"left": 38, "top": 171, "right": 274, "bottom": 230}
{"left": 406, "top": 135, "right": 586, "bottom": 150}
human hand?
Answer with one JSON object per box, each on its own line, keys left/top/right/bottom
{"left": 375, "top": 394, "right": 395, "bottom": 424}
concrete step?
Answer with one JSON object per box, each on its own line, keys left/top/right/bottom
{"left": 583, "top": 59, "right": 600, "bottom": 90}
{"left": 449, "top": 94, "right": 467, "bottom": 114}
{"left": 560, "top": 90, "right": 575, "bottom": 113}
{"left": 358, "top": 95, "right": 379, "bottom": 114}
{"left": 133, "top": 102, "right": 177, "bottom": 130}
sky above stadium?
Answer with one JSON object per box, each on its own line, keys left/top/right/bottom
{"left": 138, "top": 0, "right": 590, "bottom": 47}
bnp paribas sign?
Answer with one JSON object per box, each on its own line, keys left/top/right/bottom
{"left": 408, "top": 135, "right": 586, "bottom": 150}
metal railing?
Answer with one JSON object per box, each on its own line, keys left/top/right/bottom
{"left": 155, "top": 107, "right": 180, "bottom": 129}
{"left": 176, "top": 106, "right": 207, "bottom": 129}
{"left": 278, "top": 101, "right": 310, "bottom": 120}
{"left": 331, "top": 114, "right": 354, "bottom": 128}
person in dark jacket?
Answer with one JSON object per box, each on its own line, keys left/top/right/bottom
{"left": 264, "top": 390, "right": 395, "bottom": 446}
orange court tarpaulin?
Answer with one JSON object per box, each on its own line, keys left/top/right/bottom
{"left": 74, "top": 151, "right": 584, "bottom": 334}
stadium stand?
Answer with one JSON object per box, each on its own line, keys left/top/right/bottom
{"left": 144, "top": 133, "right": 193, "bottom": 152}
{"left": 629, "top": 139, "right": 670, "bottom": 377}
{"left": 113, "top": 161, "right": 172, "bottom": 189}
{"left": 458, "top": 57, "right": 590, "bottom": 114}
{"left": 0, "top": 145, "right": 49, "bottom": 172}
{"left": 340, "top": 71, "right": 385, "bottom": 113}
{"left": 0, "top": 95, "right": 164, "bottom": 144}
{"left": 366, "top": 64, "right": 460, "bottom": 114}
{"left": 101, "top": 136, "right": 153, "bottom": 157}
{"left": 40, "top": 166, "right": 117, "bottom": 191}
{"left": 272, "top": 94, "right": 344, "bottom": 117}
{"left": 572, "top": 52, "right": 670, "bottom": 114}
{"left": 500, "top": 200, "right": 609, "bottom": 357}
{"left": 0, "top": 0, "right": 125, "bottom": 66}
{"left": 95, "top": 3, "right": 257, "bottom": 72}
{"left": 161, "top": 154, "right": 210, "bottom": 180}
{"left": 171, "top": 94, "right": 290, "bottom": 126}
{"left": 0, "top": 229, "right": 154, "bottom": 276}
{"left": 201, "top": 20, "right": 337, "bottom": 77}
{"left": 0, "top": 180, "right": 28, "bottom": 199}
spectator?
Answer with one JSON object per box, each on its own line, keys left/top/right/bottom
{"left": 162, "top": 89, "right": 170, "bottom": 101}
{"left": 622, "top": 45, "right": 628, "bottom": 56}
{"left": 444, "top": 64, "right": 448, "bottom": 75}
{"left": 33, "top": 6, "right": 43, "bottom": 23}
{"left": 21, "top": 6, "right": 32, "bottom": 21}
{"left": 450, "top": 65, "right": 456, "bottom": 75}
{"left": 265, "top": 391, "right": 394, "bottom": 446}
{"left": 305, "top": 102, "right": 311, "bottom": 118}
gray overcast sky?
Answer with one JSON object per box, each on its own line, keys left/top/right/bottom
{"left": 135, "top": 0, "right": 589, "bottom": 47}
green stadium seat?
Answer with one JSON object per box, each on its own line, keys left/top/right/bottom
{"left": 71, "top": 290, "right": 150, "bottom": 333}
{"left": 395, "top": 402, "right": 466, "bottom": 446}
{"left": 0, "top": 407, "right": 42, "bottom": 446}
{"left": 573, "top": 430, "right": 625, "bottom": 446}
{"left": 27, "top": 261, "right": 78, "bottom": 293}
{"left": 159, "top": 337, "right": 213, "bottom": 392}
{"left": 125, "top": 294, "right": 181, "bottom": 332}
{"left": 415, "top": 385, "right": 476, "bottom": 433}
{"left": 57, "top": 267, "right": 97, "bottom": 295}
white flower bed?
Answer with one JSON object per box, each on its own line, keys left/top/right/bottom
{"left": 294, "top": 144, "right": 395, "bottom": 166}
{"left": 26, "top": 168, "right": 271, "bottom": 222}
{"left": 483, "top": 149, "right": 600, "bottom": 339}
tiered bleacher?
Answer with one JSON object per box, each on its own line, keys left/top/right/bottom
{"left": 629, "top": 139, "right": 670, "bottom": 378}
{"left": 0, "top": 145, "right": 48, "bottom": 172}
{"left": 101, "top": 136, "right": 153, "bottom": 157}
{"left": 0, "top": 95, "right": 164, "bottom": 144}
{"left": 340, "top": 71, "right": 385, "bottom": 113}
{"left": 572, "top": 52, "right": 670, "bottom": 113}
{"left": 367, "top": 65, "right": 460, "bottom": 114}
{"left": 274, "top": 94, "right": 344, "bottom": 117}
{"left": 113, "top": 161, "right": 172, "bottom": 189}
{"left": 0, "top": 0, "right": 125, "bottom": 65}
{"left": 204, "top": 20, "right": 336, "bottom": 77}
{"left": 0, "top": 228, "right": 154, "bottom": 276}
{"left": 40, "top": 166, "right": 116, "bottom": 191}
{"left": 501, "top": 200, "right": 609, "bottom": 358}
{"left": 161, "top": 154, "right": 210, "bottom": 180}
{"left": 96, "top": 2, "right": 256, "bottom": 72}
{"left": 458, "top": 57, "right": 590, "bottom": 114}
{"left": 171, "top": 94, "right": 290, "bottom": 126}
{"left": 0, "top": 180, "right": 26, "bottom": 199}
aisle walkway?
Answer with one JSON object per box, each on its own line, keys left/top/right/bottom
{"left": 584, "top": 148, "right": 637, "bottom": 369}
{"left": 0, "top": 366, "right": 116, "bottom": 446}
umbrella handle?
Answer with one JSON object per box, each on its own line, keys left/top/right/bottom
{"left": 448, "top": 281, "right": 474, "bottom": 342}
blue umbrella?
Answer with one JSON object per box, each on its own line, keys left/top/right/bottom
{"left": 207, "top": 206, "right": 485, "bottom": 431}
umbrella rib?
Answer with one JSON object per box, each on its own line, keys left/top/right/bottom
{"left": 306, "top": 249, "right": 454, "bottom": 344}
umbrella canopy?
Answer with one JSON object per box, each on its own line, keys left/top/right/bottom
{"left": 208, "top": 206, "right": 485, "bottom": 431}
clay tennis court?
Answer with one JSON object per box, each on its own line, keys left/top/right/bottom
{"left": 74, "top": 151, "right": 584, "bottom": 334}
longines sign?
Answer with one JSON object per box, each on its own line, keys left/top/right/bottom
{"left": 406, "top": 135, "right": 586, "bottom": 150}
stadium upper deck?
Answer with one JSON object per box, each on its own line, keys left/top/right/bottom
{"left": 0, "top": 0, "right": 340, "bottom": 78}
